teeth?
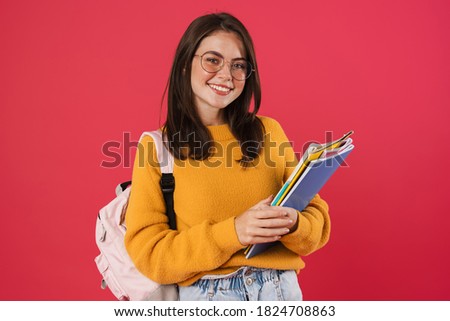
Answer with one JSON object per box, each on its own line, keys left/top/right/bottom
{"left": 209, "top": 84, "right": 231, "bottom": 92}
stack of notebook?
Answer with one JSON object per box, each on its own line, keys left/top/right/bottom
{"left": 245, "top": 130, "right": 355, "bottom": 259}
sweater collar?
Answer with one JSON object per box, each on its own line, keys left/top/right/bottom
{"left": 207, "top": 123, "right": 234, "bottom": 141}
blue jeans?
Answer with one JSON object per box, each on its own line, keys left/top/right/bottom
{"left": 179, "top": 267, "right": 303, "bottom": 301}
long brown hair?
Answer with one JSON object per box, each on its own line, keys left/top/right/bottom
{"left": 163, "top": 12, "right": 264, "bottom": 166}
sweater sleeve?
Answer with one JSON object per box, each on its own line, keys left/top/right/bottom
{"left": 264, "top": 118, "right": 331, "bottom": 256}
{"left": 124, "top": 136, "right": 244, "bottom": 284}
{"left": 281, "top": 194, "right": 331, "bottom": 256}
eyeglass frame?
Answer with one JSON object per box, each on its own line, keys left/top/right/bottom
{"left": 193, "top": 51, "right": 255, "bottom": 81}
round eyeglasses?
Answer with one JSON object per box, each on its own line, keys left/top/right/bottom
{"left": 194, "top": 51, "right": 254, "bottom": 81}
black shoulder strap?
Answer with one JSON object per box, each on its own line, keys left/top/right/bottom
{"left": 160, "top": 173, "right": 176, "bottom": 230}
{"left": 119, "top": 174, "right": 176, "bottom": 230}
{"left": 122, "top": 131, "right": 176, "bottom": 230}
{"left": 119, "top": 181, "right": 132, "bottom": 192}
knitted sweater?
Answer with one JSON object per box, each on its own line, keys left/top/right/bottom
{"left": 124, "top": 116, "right": 331, "bottom": 286}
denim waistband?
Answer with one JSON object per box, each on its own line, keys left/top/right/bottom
{"left": 180, "top": 267, "right": 301, "bottom": 301}
{"left": 194, "top": 266, "right": 285, "bottom": 295}
{"left": 201, "top": 266, "right": 283, "bottom": 281}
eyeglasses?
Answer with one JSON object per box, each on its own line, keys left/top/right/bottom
{"left": 194, "top": 51, "right": 254, "bottom": 81}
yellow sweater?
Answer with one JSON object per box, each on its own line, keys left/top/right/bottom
{"left": 124, "top": 116, "right": 330, "bottom": 286}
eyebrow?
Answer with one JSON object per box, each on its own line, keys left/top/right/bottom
{"left": 206, "top": 50, "right": 247, "bottom": 61}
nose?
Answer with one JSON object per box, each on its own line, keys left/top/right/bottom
{"left": 216, "top": 61, "right": 233, "bottom": 80}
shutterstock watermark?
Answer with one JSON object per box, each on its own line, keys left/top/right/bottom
{"left": 100, "top": 131, "right": 350, "bottom": 169}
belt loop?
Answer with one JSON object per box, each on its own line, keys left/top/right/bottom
{"left": 273, "top": 269, "right": 281, "bottom": 285}
{"left": 207, "top": 280, "right": 215, "bottom": 299}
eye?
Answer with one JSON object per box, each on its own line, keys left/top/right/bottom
{"left": 232, "top": 61, "right": 248, "bottom": 70}
{"left": 204, "top": 56, "right": 221, "bottom": 65}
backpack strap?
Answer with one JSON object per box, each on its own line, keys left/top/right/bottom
{"left": 160, "top": 173, "right": 176, "bottom": 230}
{"left": 116, "top": 181, "right": 132, "bottom": 195}
{"left": 140, "top": 130, "right": 176, "bottom": 230}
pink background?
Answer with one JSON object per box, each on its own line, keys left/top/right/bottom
{"left": 1, "top": 0, "right": 449, "bottom": 300}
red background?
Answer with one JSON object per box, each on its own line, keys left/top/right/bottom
{"left": 1, "top": 0, "right": 449, "bottom": 300}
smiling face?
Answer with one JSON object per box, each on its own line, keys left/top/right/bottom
{"left": 190, "top": 31, "right": 247, "bottom": 125}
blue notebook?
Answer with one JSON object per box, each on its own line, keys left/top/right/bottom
{"left": 245, "top": 137, "right": 354, "bottom": 259}
{"left": 280, "top": 147, "right": 353, "bottom": 210}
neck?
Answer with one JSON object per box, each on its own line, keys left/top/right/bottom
{"left": 196, "top": 107, "right": 226, "bottom": 126}
{"left": 201, "top": 114, "right": 226, "bottom": 126}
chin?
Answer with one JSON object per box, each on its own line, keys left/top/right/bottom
{"left": 212, "top": 97, "right": 239, "bottom": 109}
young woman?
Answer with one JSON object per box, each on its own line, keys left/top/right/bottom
{"left": 124, "top": 12, "right": 330, "bottom": 301}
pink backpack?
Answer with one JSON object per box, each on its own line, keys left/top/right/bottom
{"left": 94, "top": 130, "right": 178, "bottom": 300}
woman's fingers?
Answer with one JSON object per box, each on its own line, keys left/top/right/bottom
{"left": 249, "top": 207, "right": 289, "bottom": 219}
{"left": 237, "top": 225, "right": 290, "bottom": 245}
{"left": 246, "top": 225, "right": 290, "bottom": 237}
{"left": 251, "top": 194, "right": 274, "bottom": 210}
{"left": 270, "top": 206, "right": 299, "bottom": 230}
{"left": 235, "top": 197, "right": 297, "bottom": 246}
{"left": 256, "top": 217, "right": 293, "bottom": 228}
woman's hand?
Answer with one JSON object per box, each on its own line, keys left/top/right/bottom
{"left": 234, "top": 195, "right": 299, "bottom": 246}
